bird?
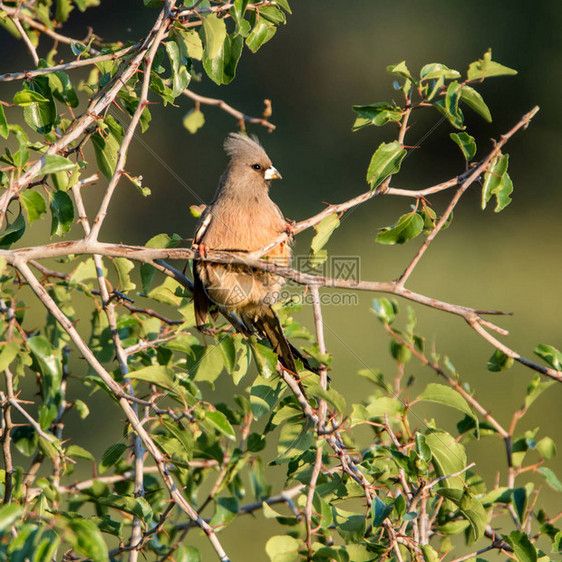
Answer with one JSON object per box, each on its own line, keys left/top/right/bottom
{"left": 192, "top": 133, "right": 302, "bottom": 374}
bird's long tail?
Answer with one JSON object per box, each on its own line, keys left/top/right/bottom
{"left": 251, "top": 306, "right": 298, "bottom": 375}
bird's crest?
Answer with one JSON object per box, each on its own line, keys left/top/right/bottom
{"left": 224, "top": 133, "right": 270, "bottom": 163}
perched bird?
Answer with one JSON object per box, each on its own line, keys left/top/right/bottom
{"left": 192, "top": 133, "right": 299, "bottom": 373}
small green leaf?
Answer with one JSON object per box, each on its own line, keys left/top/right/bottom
{"left": 372, "top": 298, "right": 397, "bottom": 324}
{"left": 66, "top": 518, "right": 109, "bottom": 561}
{"left": 450, "top": 132, "right": 476, "bottom": 161}
{"left": 0, "top": 341, "right": 20, "bottom": 372}
{"left": 112, "top": 257, "right": 136, "bottom": 293}
{"left": 421, "top": 544, "right": 440, "bottom": 562}
{"left": 366, "top": 140, "right": 407, "bottom": 188}
{"left": 436, "top": 488, "right": 487, "bottom": 542}
{"left": 50, "top": 190, "right": 75, "bottom": 236}
{"left": 166, "top": 40, "right": 191, "bottom": 97}
{"left": 20, "top": 190, "right": 47, "bottom": 223}
{"left": 0, "top": 504, "right": 23, "bottom": 532}
{"left": 425, "top": 430, "right": 467, "bottom": 488}
{"left": 481, "top": 153, "right": 509, "bottom": 210}
{"left": 37, "top": 154, "right": 77, "bottom": 176}
{"left": 67, "top": 444, "right": 95, "bottom": 461}
{"left": 524, "top": 376, "right": 554, "bottom": 409}
{"left": 504, "top": 530, "right": 538, "bottom": 562}
{"left": 249, "top": 374, "right": 284, "bottom": 420}
{"left": 100, "top": 443, "right": 127, "bottom": 472}
{"left": 265, "top": 535, "right": 299, "bottom": 562}
{"left": 203, "top": 33, "right": 244, "bottom": 85}
{"left": 536, "top": 436, "right": 557, "bottom": 459}
{"left": 14, "top": 85, "right": 56, "bottom": 135}
{"left": 205, "top": 410, "right": 236, "bottom": 440}
{"left": 434, "top": 80, "right": 464, "bottom": 129}
{"left": 331, "top": 505, "right": 366, "bottom": 543}
{"left": 0, "top": 104, "right": 8, "bottom": 139}
{"left": 534, "top": 344, "right": 562, "bottom": 370}
{"left": 420, "top": 63, "right": 461, "bottom": 81}
{"left": 48, "top": 70, "right": 79, "bottom": 108}
{"left": 91, "top": 115, "right": 124, "bottom": 179}
{"left": 311, "top": 214, "right": 339, "bottom": 254}
{"left": 0, "top": 213, "right": 26, "bottom": 247}
{"left": 246, "top": 19, "right": 275, "bottom": 53}
{"left": 371, "top": 496, "right": 393, "bottom": 527}
{"left": 352, "top": 102, "right": 402, "bottom": 131}
{"left": 467, "top": 49, "right": 517, "bottom": 81}
{"left": 376, "top": 212, "right": 423, "bottom": 245}
{"left": 460, "top": 85, "right": 492, "bottom": 122}
{"left": 179, "top": 29, "right": 203, "bottom": 60}
{"left": 275, "top": 417, "right": 314, "bottom": 464}
{"left": 183, "top": 108, "right": 205, "bottom": 134}
{"left": 202, "top": 14, "right": 227, "bottom": 59}
{"left": 418, "top": 383, "right": 476, "bottom": 422}
{"left": 128, "top": 365, "right": 175, "bottom": 390}
{"left": 538, "top": 467, "right": 562, "bottom": 492}
{"left": 387, "top": 61, "right": 413, "bottom": 80}
{"left": 415, "top": 433, "right": 432, "bottom": 463}
{"left": 487, "top": 349, "right": 514, "bottom": 372}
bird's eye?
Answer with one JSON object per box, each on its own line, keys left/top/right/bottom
{"left": 251, "top": 164, "right": 262, "bottom": 171}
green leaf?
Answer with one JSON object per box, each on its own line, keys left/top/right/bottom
{"left": 246, "top": 19, "right": 275, "bottom": 53}
{"left": 311, "top": 214, "right": 339, "bottom": 254}
{"left": 536, "top": 436, "right": 557, "bottom": 459}
{"left": 48, "top": 70, "right": 79, "bottom": 108}
{"left": 50, "top": 190, "right": 75, "bottom": 236}
{"left": 66, "top": 444, "right": 95, "bottom": 461}
{"left": 14, "top": 85, "right": 56, "bottom": 135}
{"left": 265, "top": 535, "right": 300, "bottom": 562}
{"left": 37, "top": 154, "right": 77, "bottom": 176}
{"left": 421, "top": 545, "right": 440, "bottom": 562}
{"left": 98, "top": 495, "right": 152, "bottom": 521}
{"left": 183, "top": 108, "right": 205, "bottom": 134}
{"left": 128, "top": 365, "right": 175, "bottom": 390}
{"left": 450, "top": 132, "right": 476, "bottom": 161}
{"left": 0, "top": 103, "right": 8, "bottom": 139}
{"left": 195, "top": 346, "right": 224, "bottom": 384}
{"left": 352, "top": 102, "right": 402, "bottom": 131}
{"left": 436, "top": 488, "right": 487, "bottom": 543}
{"left": 481, "top": 153, "right": 509, "bottom": 210}
{"left": 202, "top": 14, "right": 227, "bottom": 59}
{"left": 524, "top": 376, "right": 554, "bottom": 409}
{"left": 331, "top": 505, "right": 366, "bottom": 542}
{"left": 372, "top": 298, "right": 397, "bottom": 324}
{"left": 112, "top": 257, "right": 136, "bottom": 293}
{"left": 487, "top": 349, "right": 514, "bottom": 372}
{"left": 0, "top": 504, "right": 23, "bottom": 532}
{"left": 20, "top": 190, "right": 47, "bottom": 223}
{"left": 0, "top": 341, "right": 20, "bottom": 371}
{"left": 249, "top": 374, "right": 284, "bottom": 420}
{"left": 371, "top": 496, "right": 393, "bottom": 527}
{"left": 203, "top": 33, "right": 244, "bottom": 85}
{"left": 425, "top": 430, "right": 467, "bottom": 488}
{"left": 467, "top": 49, "right": 517, "bottom": 81}
{"left": 0, "top": 213, "right": 25, "bottom": 247}
{"left": 56, "top": 0, "right": 73, "bottom": 22}
{"left": 91, "top": 115, "right": 124, "bottom": 179}
{"left": 460, "top": 85, "right": 492, "bottom": 122}
{"left": 420, "top": 63, "right": 461, "bottom": 81}
{"left": 100, "top": 443, "right": 127, "bottom": 472}
{"left": 387, "top": 61, "right": 413, "bottom": 80}
{"left": 179, "top": 29, "right": 203, "bottom": 60}
{"left": 376, "top": 212, "right": 423, "bottom": 245}
{"left": 165, "top": 40, "right": 191, "bottom": 98}
{"left": 434, "top": 80, "right": 464, "bottom": 129}
{"left": 534, "top": 344, "right": 562, "bottom": 370}
{"left": 504, "top": 530, "right": 538, "bottom": 562}
{"left": 275, "top": 417, "right": 314, "bottom": 464}
{"left": 66, "top": 518, "right": 109, "bottom": 561}
{"left": 415, "top": 433, "right": 432, "bottom": 462}
{"left": 538, "top": 467, "right": 562, "bottom": 492}
{"left": 205, "top": 410, "right": 236, "bottom": 440}
{"left": 366, "top": 141, "right": 407, "bottom": 188}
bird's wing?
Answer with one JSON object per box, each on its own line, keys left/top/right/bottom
{"left": 193, "top": 208, "right": 213, "bottom": 329}
{"left": 194, "top": 209, "right": 212, "bottom": 244}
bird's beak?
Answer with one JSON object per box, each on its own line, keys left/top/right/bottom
{"left": 264, "top": 166, "right": 282, "bottom": 180}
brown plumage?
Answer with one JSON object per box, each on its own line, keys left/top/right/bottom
{"left": 192, "top": 133, "right": 298, "bottom": 373}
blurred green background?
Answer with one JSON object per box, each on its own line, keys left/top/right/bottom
{"left": 1, "top": 0, "right": 561, "bottom": 559}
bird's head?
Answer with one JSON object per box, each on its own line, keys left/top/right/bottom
{"left": 222, "top": 133, "right": 282, "bottom": 193}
